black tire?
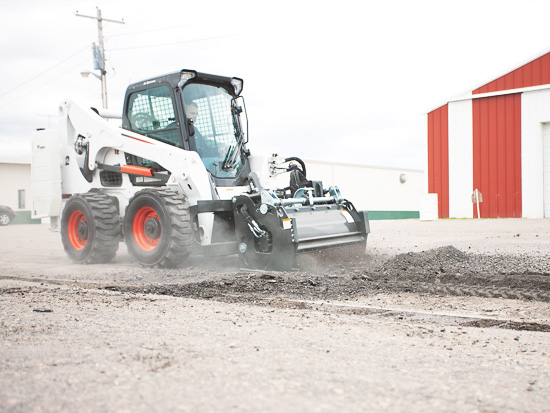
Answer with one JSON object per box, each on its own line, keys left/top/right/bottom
{"left": 124, "top": 189, "right": 193, "bottom": 268}
{"left": 60, "top": 193, "right": 121, "bottom": 264}
{"left": 0, "top": 213, "right": 11, "bottom": 226}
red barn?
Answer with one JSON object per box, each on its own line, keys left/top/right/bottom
{"left": 428, "top": 49, "right": 550, "bottom": 219}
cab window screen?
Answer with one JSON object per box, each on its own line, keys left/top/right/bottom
{"left": 127, "top": 85, "right": 181, "bottom": 147}
{"left": 193, "top": 94, "right": 234, "bottom": 146}
{"left": 182, "top": 83, "right": 244, "bottom": 178}
{"left": 128, "top": 86, "right": 175, "bottom": 131}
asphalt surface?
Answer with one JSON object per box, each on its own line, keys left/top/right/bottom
{"left": 1, "top": 219, "right": 550, "bottom": 412}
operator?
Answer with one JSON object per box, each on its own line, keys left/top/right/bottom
{"left": 186, "top": 102, "right": 200, "bottom": 128}
{"left": 186, "top": 102, "right": 229, "bottom": 160}
{"left": 186, "top": 102, "right": 217, "bottom": 158}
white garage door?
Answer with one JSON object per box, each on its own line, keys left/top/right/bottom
{"left": 544, "top": 123, "right": 550, "bottom": 217}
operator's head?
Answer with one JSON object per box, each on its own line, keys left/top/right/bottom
{"left": 186, "top": 102, "right": 199, "bottom": 124}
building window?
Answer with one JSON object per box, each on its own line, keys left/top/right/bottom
{"left": 18, "top": 189, "right": 25, "bottom": 209}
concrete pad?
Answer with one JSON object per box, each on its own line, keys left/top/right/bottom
{"left": 368, "top": 218, "right": 550, "bottom": 256}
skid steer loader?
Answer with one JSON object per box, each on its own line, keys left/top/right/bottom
{"left": 32, "top": 70, "right": 369, "bottom": 271}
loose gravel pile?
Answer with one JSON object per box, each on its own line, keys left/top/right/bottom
{"left": 108, "top": 245, "right": 550, "bottom": 304}
{"left": 376, "top": 245, "right": 550, "bottom": 278}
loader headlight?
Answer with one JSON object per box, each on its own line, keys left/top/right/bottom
{"left": 231, "top": 77, "right": 244, "bottom": 96}
{"left": 178, "top": 70, "right": 197, "bottom": 88}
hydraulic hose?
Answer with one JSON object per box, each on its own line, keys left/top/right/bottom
{"left": 284, "top": 157, "right": 306, "bottom": 177}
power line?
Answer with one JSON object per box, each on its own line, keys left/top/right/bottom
{"left": 105, "top": 22, "right": 195, "bottom": 39}
{"left": 0, "top": 44, "right": 91, "bottom": 100}
{"left": 0, "top": 56, "right": 92, "bottom": 110}
{"left": 0, "top": 26, "right": 237, "bottom": 102}
{"left": 0, "top": 19, "right": 237, "bottom": 109}
{"left": 109, "top": 33, "right": 240, "bottom": 52}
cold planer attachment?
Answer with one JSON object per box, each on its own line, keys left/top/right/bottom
{"left": 231, "top": 188, "right": 369, "bottom": 271}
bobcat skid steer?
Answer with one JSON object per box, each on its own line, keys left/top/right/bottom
{"left": 32, "top": 70, "right": 369, "bottom": 271}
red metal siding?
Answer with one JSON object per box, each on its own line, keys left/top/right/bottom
{"left": 427, "top": 104, "right": 449, "bottom": 218}
{"left": 472, "top": 94, "right": 522, "bottom": 217}
{"left": 473, "top": 52, "right": 550, "bottom": 94}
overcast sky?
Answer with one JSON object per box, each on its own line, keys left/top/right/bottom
{"left": 1, "top": 0, "right": 550, "bottom": 170}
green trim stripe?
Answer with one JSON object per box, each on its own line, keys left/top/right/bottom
{"left": 366, "top": 211, "right": 420, "bottom": 220}
{"left": 8, "top": 210, "right": 42, "bottom": 225}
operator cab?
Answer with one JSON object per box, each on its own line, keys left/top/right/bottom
{"left": 122, "top": 70, "right": 249, "bottom": 186}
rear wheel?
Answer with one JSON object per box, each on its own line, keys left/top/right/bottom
{"left": 124, "top": 189, "right": 193, "bottom": 268}
{"left": 61, "top": 193, "right": 120, "bottom": 264}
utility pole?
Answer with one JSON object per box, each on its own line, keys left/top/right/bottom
{"left": 75, "top": 7, "right": 124, "bottom": 109}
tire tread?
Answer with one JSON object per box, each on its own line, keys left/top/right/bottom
{"left": 125, "top": 188, "right": 192, "bottom": 268}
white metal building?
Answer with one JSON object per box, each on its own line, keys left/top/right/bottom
{"left": 280, "top": 160, "right": 425, "bottom": 220}
{"left": 0, "top": 159, "right": 37, "bottom": 224}
{"left": 1, "top": 158, "right": 424, "bottom": 223}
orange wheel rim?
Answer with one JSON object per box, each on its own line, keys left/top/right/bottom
{"left": 133, "top": 206, "right": 161, "bottom": 251}
{"left": 68, "top": 210, "right": 87, "bottom": 250}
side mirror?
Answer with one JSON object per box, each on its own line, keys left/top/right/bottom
{"left": 187, "top": 118, "right": 195, "bottom": 136}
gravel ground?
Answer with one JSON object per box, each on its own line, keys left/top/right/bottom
{"left": 1, "top": 219, "right": 550, "bottom": 412}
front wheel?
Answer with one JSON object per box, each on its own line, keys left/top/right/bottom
{"left": 124, "top": 189, "right": 193, "bottom": 268}
{"left": 60, "top": 193, "right": 120, "bottom": 264}
{"left": 0, "top": 214, "right": 11, "bottom": 226}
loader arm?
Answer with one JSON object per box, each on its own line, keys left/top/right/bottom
{"left": 60, "top": 99, "right": 213, "bottom": 206}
